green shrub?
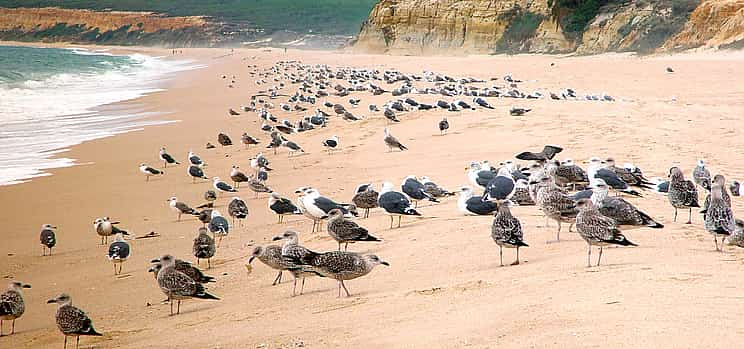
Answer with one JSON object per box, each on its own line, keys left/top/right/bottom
{"left": 495, "top": 11, "right": 544, "bottom": 53}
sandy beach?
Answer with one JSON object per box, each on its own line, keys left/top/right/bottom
{"left": 2, "top": 45, "right": 744, "bottom": 348}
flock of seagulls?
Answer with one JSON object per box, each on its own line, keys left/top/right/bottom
{"left": 12, "top": 58, "right": 740, "bottom": 348}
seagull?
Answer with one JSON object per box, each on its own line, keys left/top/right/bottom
{"left": 509, "top": 107, "right": 531, "bottom": 116}
{"left": 208, "top": 210, "right": 230, "bottom": 244}
{"left": 228, "top": 108, "right": 240, "bottom": 116}
{"left": 457, "top": 186, "right": 497, "bottom": 216}
{"left": 193, "top": 227, "right": 216, "bottom": 269}
{"left": 230, "top": 166, "right": 250, "bottom": 188}
{"left": 187, "top": 165, "right": 208, "bottom": 183}
{"left": 705, "top": 184, "right": 735, "bottom": 252}
{"left": 586, "top": 158, "right": 641, "bottom": 197}
{"left": 107, "top": 233, "right": 130, "bottom": 275}
{"left": 383, "top": 108, "right": 400, "bottom": 123}
{"left": 420, "top": 176, "right": 454, "bottom": 198}
{"left": 352, "top": 183, "right": 379, "bottom": 219}
{"left": 152, "top": 254, "right": 219, "bottom": 315}
{"left": 283, "top": 250, "right": 388, "bottom": 297}
{"left": 401, "top": 175, "right": 439, "bottom": 208}
{"left": 378, "top": 181, "right": 421, "bottom": 228}
{"left": 590, "top": 180, "right": 663, "bottom": 229}
{"left": 438, "top": 117, "right": 449, "bottom": 135}
{"left": 139, "top": 163, "right": 164, "bottom": 181}
{"left": 491, "top": 201, "right": 528, "bottom": 266}
{"left": 296, "top": 187, "right": 357, "bottom": 232}
{"left": 281, "top": 139, "right": 304, "bottom": 157}
{"left": 167, "top": 197, "right": 198, "bottom": 221}
{"left": 369, "top": 104, "right": 379, "bottom": 112}
{"left": 466, "top": 161, "right": 495, "bottom": 188}
{"left": 213, "top": 177, "right": 238, "bottom": 194}
{"left": 39, "top": 224, "right": 57, "bottom": 256}
{"left": 535, "top": 176, "right": 578, "bottom": 242}
{"left": 241, "top": 133, "right": 259, "bottom": 148}
{"left": 159, "top": 147, "right": 179, "bottom": 167}
{"left": 575, "top": 199, "right": 637, "bottom": 267}
{"left": 187, "top": 151, "right": 205, "bottom": 167}
{"left": 383, "top": 128, "right": 407, "bottom": 152}
{"left": 326, "top": 209, "right": 381, "bottom": 250}
{"left": 693, "top": 159, "right": 711, "bottom": 190}
{"left": 1, "top": 281, "right": 31, "bottom": 336}
{"left": 251, "top": 153, "right": 272, "bottom": 173}
{"left": 218, "top": 132, "right": 232, "bottom": 146}
{"left": 515, "top": 145, "right": 563, "bottom": 162}
{"left": 47, "top": 294, "right": 102, "bottom": 348}
{"left": 668, "top": 167, "right": 700, "bottom": 224}
{"left": 322, "top": 135, "right": 339, "bottom": 154}
{"left": 227, "top": 197, "right": 249, "bottom": 226}
{"left": 272, "top": 231, "right": 320, "bottom": 296}
{"left": 269, "top": 192, "right": 302, "bottom": 223}
{"left": 482, "top": 167, "right": 516, "bottom": 202}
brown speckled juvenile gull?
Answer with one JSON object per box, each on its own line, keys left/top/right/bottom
{"left": 273, "top": 231, "right": 319, "bottom": 296}
{"left": 193, "top": 227, "right": 216, "bottom": 268}
{"left": 153, "top": 254, "right": 219, "bottom": 315}
{"left": 352, "top": 183, "right": 379, "bottom": 219}
{"left": 1, "top": 281, "right": 31, "bottom": 336}
{"left": 668, "top": 167, "right": 700, "bottom": 224}
{"left": 575, "top": 199, "right": 637, "bottom": 267}
{"left": 536, "top": 177, "right": 577, "bottom": 242}
{"left": 590, "top": 179, "right": 663, "bottom": 229}
{"left": 249, "top": 245, "right": 312, "bottom": 286}
{"left": 285, "top": 251, "right": 389, "bottom": 297}
{"left": 491, "top": 202, "right": 528, "bottom": 266}
{"left": 47, "top": 293, "right": 102, "bottom": 349}
{"left": 148, "top": 258, "right": 215, "bottom": 284}
{"left": 326, "top": 209, "right": 381, "bottom": 251}
{"left": 704, "top": 184, "right": 735, "bottom": 252}
{"left": 383, "top": 128, "right": 407, "bottom": 152}
{"left": 702, "top": 174, "right": 731, "bottom": 214}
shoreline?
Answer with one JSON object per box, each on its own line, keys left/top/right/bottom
{"left": 2, "top": 45, "right": 744, "bottom": 348}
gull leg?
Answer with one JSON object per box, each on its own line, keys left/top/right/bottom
{"left": 76, "top": 336, "right": 79, "bottom": 349}
{"left": 177, "top": 300, "right": 181, "bottom": 315}
{"left": 587, "top": 245, "right": 592, "bottom": 268}
{"left": 569, "top": 223, "right": 574, "bottom": 232}
{"left": 292, "top": 277, "right": 298, "bottom": 297}
{"left": 673, "top": 208, "right": 678, "bottom": 222}
{"left": 341, "top": 280, "right": 351, "bottom": 297}
{"left": 208, "top": 259, "right": 211, "bottom": 269}
{"left": 344, "top": 243, "right": 348, "bottom": 251}
{"left": 499, "top": 246, "right": 503, "bottom": 267}
{"left": 389, "top": 216, "right": 393, "bottom": 229}
{"left": 300, "top": 277, "right": 306, "bottom": 295}
{"left": 398, "top": 216, "right": 402, "bottom": 228}
{"left": 337, "top": 243, "right": 341, "bottom": 251}
{"left": 714, "top": 235, "right": 719, "bottom": 251}
{"left": 0, "top": 320, "right": 3, "bottom": 336}
{"left": 272, "top": 271, "right": 282, "bottom": 286}
{"left": 64, "top": 336, "right": 67, "bottom": 349}
{"left": 338, "top": 281, "right": 342, "bottom": 298}
{"left": 170, "top": 298, "right": 174, "bottom": 316}
{"left": 597, "top": 247, "right": 603, "bottom": 266}
{"left": 686, "top": 208, "right": 692, "bottom": 224}
{"left": 511, "top": 247, "right": 520, "bottom": 266}
{"left": 196, "top": 258, "right": 200, "bottom": 266}
{"left": 10, "top": 319, "right": 14, "bottom": 335}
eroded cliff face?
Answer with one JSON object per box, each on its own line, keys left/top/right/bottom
{"left": 0, "top": 7, "right": 228, "bottom": 47}
{"left": 355, "top": 0, "right": 744, "bottom": 54}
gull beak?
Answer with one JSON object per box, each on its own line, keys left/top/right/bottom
{"left": 150, "top": 258, "right": 161, "bottom": 263}
{"left": 147, "top": 266, "right": 157, "bottom": 273}
{"left": 272, "top": 236, "right": 282, "bottom": 241}
{"left": 381, "top": 261, "right": 390, "bottom": 266}
{"left": 22, "top": 284, "right": 31, "bottom": 289}
{"left": 528, "top": 181, "right": 539, "bottom": 185}
{"left": 52, "top": 226, "right": 58, "bottom": 229}
{"left": 248, "top": 256, "right": 256, "bottom": 264}
{"left": 47, "top": 299, "right": 56, "bottom": 304}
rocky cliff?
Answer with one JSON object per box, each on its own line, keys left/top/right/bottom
{"left": 0, "top": 7, "right": 231, "bottom": 47}
{"left": 355, "top": 0, "right": 744, "bottom": 54}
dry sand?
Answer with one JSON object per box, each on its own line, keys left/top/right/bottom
{"left": 2, "top": 46, "right": 744, "bottom": 348}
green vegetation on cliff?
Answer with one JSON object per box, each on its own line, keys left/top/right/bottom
{"left": 0, "top": 0, "right": 378, "bottom": 35}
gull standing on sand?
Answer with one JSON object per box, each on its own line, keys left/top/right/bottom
{"left": 187, "top": 164, "right": 208, "bottom": 183}
{"left": 668, "top": 167, "right": 700, "bottom": 224}
{"left": 1, "top": 281, "right": 31, "bottom": 336}
{"left": 438, "top": 117, "right": 449, "bottom": 135}
{"left": 93, "top": 217, "right": 127, "bottom": 245}
{"left": 535, "top": 177, "right": 578, "bottom": 242}
{"left": 457, "top": 186, "right": 498, "bottom": 216}
{"left": 704, "top": 184, "right": 735, "bottom": 252}
{"left": 590, "top": 180, "right": 664, "bottom": 229}
{"left": 352, "top": 183, "right": 379, "bottom": 219}
{"left": 153, "top": 255, "right": 219, "bottom": 315}
{"left": 149, "top": 257, "right": 215, "bottom": 284}
{"left": 208, "top": 210, "right": 230, "bottom": 244}
{"left": 491, "top": 201, "right": 528, "bottom": 266}
{"left": 575, "top": 199, "right": 637, "bottom": 267}
{"left": 39, "top": 224, "right": 57, "bottom": 256}
{"left": 241, "top": 133, "right": 259, "bottom": 148}
{"left": 193, "top": 227, "right": 216, "bottom": 269}
{"left": 284, "top": 250, "right": 389, "bottom": 298}
{"left": 230, "top": 166, "right": 250, "bottom": 188}
{"left": 47, "top": 294, "right": 102, "bottom": 349}
{"left": 159, "top": 147, "right": 179, "bottom": 167}
{"left": 322, "top": 135, "right": 340, "bottom": 154}
{"left": 139, "top": 163, "right": 164, "bottom": 181}
{"left": 107, "top": 233, "right": 130, "bottom": 275}
{"left": 281, "top": 139, "right": 304, "bottom": 156}
{"left": 379, "top": 181, "right": 421, "bottom": 228}
{"left": 326, "top": 209, "right": 381, "bottom": 251}
{"left": 296, "top": 187, "right": 357, "bottom": 233}
{"left": 228, "top": 197, "right": 249, "bottom": 226}
{"left": 213, "top": 177, "right": 238, "bottom": 194}
{"left": 401, "top": 175, "right": 439, "bottom": 208}
{"left": 702, "top": 174, "right": 731, "bottom": 215}
{"left": 268, "top": 192, "right": 302, "bottom": 223}
{"left": 693, "top": 159, "right": 712, "bottom": 190}
{"left": 167, "top": 197, "right": 198, "bottom": 221}
{"left": 273, "top": 231, "right": 318, "bottom": 296}
{"left": 187, "top": 150, "right": 205, "bottom": 167}
{"left": 383, "top": 128, "right": 407, "bottom": 152}
{"left": 249, "top": 245, "right": 303, "bottom": 286}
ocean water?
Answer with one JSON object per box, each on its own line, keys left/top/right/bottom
{"left": 0, "top": 45, "right": 199, "bottom": 186}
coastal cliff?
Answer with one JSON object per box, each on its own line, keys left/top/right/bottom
{"left": 0, "top": 7, "right": 226, "bottom": 46}
{"left": 354, "top": 0, "right": 744, "bottom": 54}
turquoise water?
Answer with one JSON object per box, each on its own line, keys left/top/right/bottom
{"left": 0, "top": 45, "right": 198, "bottom": 185}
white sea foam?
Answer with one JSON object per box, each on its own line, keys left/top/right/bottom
{"left": 0, "top": 50, "right": 202, "bottom": 186}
